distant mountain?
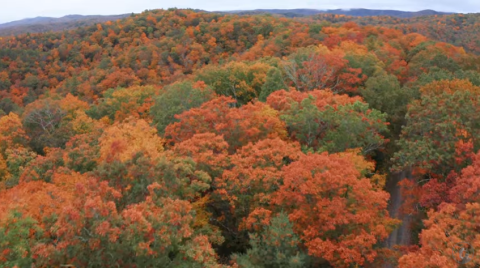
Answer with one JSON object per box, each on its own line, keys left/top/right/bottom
{"left": 0, "top": 14, "right": 130, "bottom": 36}
{"left": 221, "top": 8, "right": 454, "bottom": 18}
{"left": 0, "top": 17, "right": 53, "bottom": 29}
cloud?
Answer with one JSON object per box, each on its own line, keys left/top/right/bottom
{"left": 0, "top": 0, "right": 479, "bottom": 24}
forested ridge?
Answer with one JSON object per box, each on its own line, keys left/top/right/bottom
{"left": 0, "top": 14, "right": 130, "bottom": 37}
{"left": 305, "top": 12, "right": 480, "bottom": 54}
{"left": 1, "top": 8, "right": 480, "bottom": 268}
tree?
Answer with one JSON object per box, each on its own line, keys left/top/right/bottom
{"left": 0, "top": 98, "right": 20, "bottom": 115}
{"left": 63, "top": 129, "right": 102, "bottom": 173}
{"left": 164, "top": 96, "right": 234, "bottom": 145}
{"left": 2, "top": 148, "right": 37, "bottom": 187}
{"left": 0, "top": 171, "right": 227, "bottom": 267}
{"left": 233, "top": 212, "right": 310, "bottom": 268}
{"left": 195, "top": 61, "right": 271, "bottom": 105}
{"left": 399, "top": 152, "right": 480, "bottom": 267}
{"left": 98, "top": 118, "right": 164, "bottom": 163}
{"left": 280, "top": 96, "right": 323, "bottom": 148}
{"left": 259, "top": 67, "right": 287, "bottom": 102}
{"left": 273, "top": 153, "right": 397, "bottom": 267}
{"left": 18, "top": 148, "right": 65, "bottom": 184}
{"left": 0, "top": 113, "right": 28, "bottom": 156}
{"left": 150, "top": 81, "right": 215, "bottom": 135}
{"left": 282, "top": 46, "right": 342, "bottom": 92}
{"left": 343, "top": 47, "right": 384, "bottom": 78}
{"left": 97, "top": 68, "right": 141, "bottom": 92}
{"left": 0, "top": 176, "right": 80, "bottom": 257}
{"left": 271, "top": 90, "right": 389, "bottom": 155}
{"left": 214, "top": 139, "right": 302, "bottom": 252}
{"left": 315, "top": 101, "right": 388, "bottom": 154}
{"left": 88, "top": 85, "right": 158, "bottom": 121}
{"left": 407, "top": 44, "right": 463, "bottom": 77}
{"left": 0, "top": 71, "right": 11, "bottom": 91}
{"left": 282, "top": 45, "right": 365, "bottom": 93}
{"left": 172, "top": 133, "right": 229, "bottom": 179}
{"left": 165, "top": 96, "right": 287, "bottom": 152}
{"left": 449, "top": 151, "right": 480, "bottom": 205}
{"left": 360, "top": 72, "right": 413, "bottom": 131}
{"left": 95, "top": 152, "right": 212, "bottom": 209}
{"left": 0, "top": 154, "right": 9, "bottom": 186}
{"left": 399, "top": 203, "right": 480, "bottom": 268}
{"left": 0, "top": 211, "right": 44, "bottom": 267}
{"left": 22, "top": 95, "right": 89, "bottom": 154}
{"left": 393, "top": 80, "right": 480, "bottom": 177}
{"left": 266, "top": 89, "right": 361, "bottom": 114}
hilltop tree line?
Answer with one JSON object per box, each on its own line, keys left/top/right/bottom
{"left": 304, "top": 12, "right": 480, "bottom": 55}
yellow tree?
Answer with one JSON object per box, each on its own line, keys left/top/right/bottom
{"left": 98, "top": 117, "right": 164, "bottom": 163}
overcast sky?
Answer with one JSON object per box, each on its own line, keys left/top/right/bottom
{"left": 1, "top": 0, "right": 479, "bottom": 24}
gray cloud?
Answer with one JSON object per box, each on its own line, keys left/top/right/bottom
{"left": 1, "top": 0, "right": 479, "bottom": 23}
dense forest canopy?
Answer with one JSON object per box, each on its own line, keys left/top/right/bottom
{"left": 303, "top": 12, "right": 480, "bottom": 54}
{"left": 1, "top": 8, "right": 480, "bottom": 268}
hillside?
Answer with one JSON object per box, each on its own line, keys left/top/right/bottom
{"left": 1, "top": 8, "right": 480, "bottom": 268}
{"left": 0, "top": 8, "right": 454, "bottom": 37}
{"left": 224, "top": 8, "right": 452, "bottom": 18}
{"left": 0, "top": 14, "right": 129, "bottom": 36}
{"left": 301, "top": 12, "right": 480, "bottom": 54}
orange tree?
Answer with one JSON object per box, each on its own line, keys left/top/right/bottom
{"left": 272, "top": 152, "right": 397, "bottom": 267}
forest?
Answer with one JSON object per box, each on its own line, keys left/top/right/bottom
{"left": 0, "top": 14, "right": 130, "bottom": 37}
{"left": 1, "top": 8, "right": 480, "bottom": 268}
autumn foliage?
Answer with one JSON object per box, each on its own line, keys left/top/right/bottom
{"left": 1, "top": 8, "right": 480, "bottom": 268}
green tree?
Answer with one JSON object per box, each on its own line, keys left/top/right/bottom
{"left": 0, "top": 211, "right": 45, "bottom": 268}
{"left": 281, "top": 96, "right": 323, "bottom": 148}
{"left": 259, "top": 67, "right": 287, "bottom": 101}
{"left": 281, "top": 97, "right": 388, "bottom": 155}
{"left": 0, "top": 71, "right": 11, "bottom": 91}
{"left": 393, "top": 79, "right": 480, "bottom": 176}
{"left": 0, "top": 98, "right": 21, "bottom": 115}
{"left": 151, "top": 81, "right": 215, "bottom": 135}
{"left": 344, "top": 52, "right": 383, "bottom": 78}
{"left": 361, "top": 72, "right": 413, "bottom": 133}
{"left": 318, "top": 102, "right": 389, "bottom": 154}
{"left": 233, "top": 212, "right": 309, "bottom": 268}
{"left": 194, "top": 61, "right": 270, "bottom": 105}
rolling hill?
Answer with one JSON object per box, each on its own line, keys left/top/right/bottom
{"left": 0, "top": 14, "right": 129, "bottom": 36}
{"left": 221, "top": 8, "right": 453, "bottom": 18}
{"left": 0, "top": 8, "right": 454, "bottom": 36}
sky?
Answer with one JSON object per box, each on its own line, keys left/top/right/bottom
{"left": 1, "top": 0, "right": 480, "bottom": 24}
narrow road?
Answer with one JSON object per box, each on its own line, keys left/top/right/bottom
{"left": 384, "top": 169, "right": 413, "bottom": 266}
